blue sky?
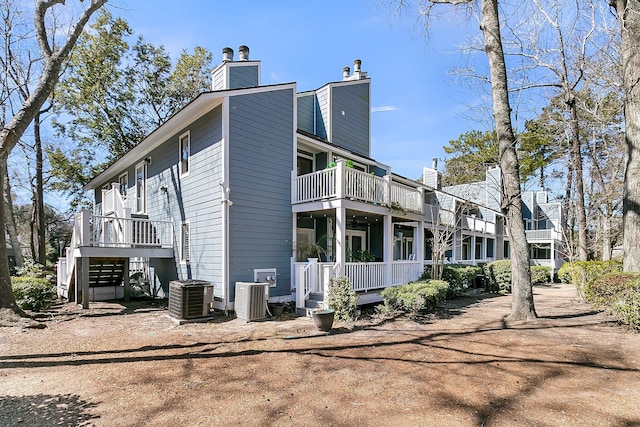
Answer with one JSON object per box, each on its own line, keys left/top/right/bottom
{"left": 112, "top": 0, "right": 486, "bottom": 180}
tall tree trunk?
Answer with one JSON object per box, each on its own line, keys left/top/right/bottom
{"left": 0, "top": 156, "right": 18, "bottom": 311}
{"left": 3, "top": 174, "right": 23, "bottom": 269}
{"left": 568, "top": 101, "right": 589, "bottom": 260}
{"left": 613, "top": 0, "right": 640, "bottom": 272}
{"left": 481, "top": 0, "right": 536, "bottom": 320}
{"left": 33, "top": 112, "right": 46, "bottom": 265}
{"left": 602, "top": 212, "right": 612, "bottom": 261}
{"left": 0, "top": 0, "right": 108, "bottom": 311}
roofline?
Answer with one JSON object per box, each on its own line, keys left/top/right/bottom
{"left": 85, "top": 82, "right": 296, "bottom": 190}
{"left": 296, "top": 77, "right": 371, "bottom": 96}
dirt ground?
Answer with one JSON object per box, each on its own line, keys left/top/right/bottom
{"left": 1, "top": 283, "right": 639, "bottom": 427}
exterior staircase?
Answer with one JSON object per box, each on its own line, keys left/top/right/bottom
{"left": 301, "top": 292, "right": 326, "bottom": 317}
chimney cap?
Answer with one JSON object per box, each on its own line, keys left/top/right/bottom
{"left": 222, "top": 47, "right": 234, "bottom": 61}
{"left": 238, "top": 45, "right": 250, "bottom": 60}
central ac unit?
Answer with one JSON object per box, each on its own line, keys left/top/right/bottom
{"left": 169, "top": 280, "right": 213, "bottom": 320}
{"left": 235, "top": 282, "right": 269, "bottom": 322}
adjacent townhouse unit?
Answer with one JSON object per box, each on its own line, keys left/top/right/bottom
{"left": 56, "top": 46, "right": 564, "bottom": 313}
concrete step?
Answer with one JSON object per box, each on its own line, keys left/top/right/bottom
{"left": 308, "top": 292, "right": 324, "bottom": 301}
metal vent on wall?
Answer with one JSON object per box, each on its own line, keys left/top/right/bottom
{"left": 235, "top": 282, "right": 269, "bottom": 322}
{"left": 169, "top": 280, "right": 213, "bottom": 320}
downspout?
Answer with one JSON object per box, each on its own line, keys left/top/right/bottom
{"left": 222, "top": 97, "right": 231, "bottom": 314}
{"left": 221, "top": 185, "right": 232, "bottom": 314}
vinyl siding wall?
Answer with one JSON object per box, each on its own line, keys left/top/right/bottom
{"left": 229, "top": 64, "right": 259, "bottom": 89}
{"left": 297, "top": 93, "right": 315, "bottom": 134}
{"left": 331, "top": 81, "right": 370, "bottom": 157}
{"left": 145, "top": 106, "right": 225, "bottom": 297}
{"left": 228, "top": 87, "right": 295, "bottom": 300}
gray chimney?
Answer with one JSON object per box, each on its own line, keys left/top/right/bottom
{"left": 353, "top": 59, "right": 361, "bottom": 73}
{"left": 343, "top": 67, "right": 350, "bottom": 80}
{"left": 222, "top": 47, "right": 234, "bottom": 62}
{"left": 238, "top": 45, "right": 249, "bottom": 60}
{"left": 432, "top": 158, "right": 438, "bottom": 170}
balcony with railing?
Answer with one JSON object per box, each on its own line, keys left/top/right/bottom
{"left": 461, "top": 215, "right": 496, "bottom": 234}
{"left": 525, "top": 229, "right": 563, "bottom": 241}
{"left": 292, "top": 160, "right": 423, "bottom": 214}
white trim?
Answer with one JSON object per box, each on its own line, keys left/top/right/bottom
{"left": 179, "top": 130, "right": 191, "bottom": 178}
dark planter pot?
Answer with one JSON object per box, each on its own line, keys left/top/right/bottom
{"left": 312, "top": 309, "right": 335, "bottom": 332}
{"left": 269, "top": 303, "right": 285, "bottom": 317}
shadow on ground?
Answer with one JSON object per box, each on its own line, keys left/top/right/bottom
{"left": 0, "top": 394, "right": 100, "bottom": 427}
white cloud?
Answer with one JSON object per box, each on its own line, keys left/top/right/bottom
{"left": 371, "top": 106, "right": 399, "bottom": 113}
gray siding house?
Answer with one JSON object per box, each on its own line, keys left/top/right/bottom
{"left": 57, "top": 46, "right": 559, "bottom": 313}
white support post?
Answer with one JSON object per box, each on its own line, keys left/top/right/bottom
{"left": 81, "top": 256, "right": 90, "bottom": 309}
{"left": 336, "top": 159, "right": 346, "bottom": 199}
{"left": 383, "top": 215, "right": 393, "bottom": 287}
{"left": 383, "top": 174, "right": 392, "bottom": 207}
{"left": 415, "top": 222, "right": 424, "bottom": 268}
{"left": 79, "top": 210, "right": 91, "bottom": 246}
{"left": 335, "top": 207, "right": 346, "bottom": 269}
{"left": 471, "top": 235, "right": 477, "bottom": 264}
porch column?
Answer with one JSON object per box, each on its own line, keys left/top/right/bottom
{"left": 550, "top": 238, "right": 555, "bottom": 274}
{"left": 383, "top": 215, "right": 393, "bottom": 287}
{"left": 482, "top": 236, "right": 487, "bottom": 261}
{"left": 81, "top": 256, "right": 90, "bottom": 309}
{"left": 335, "top": 207, "right": 346, "bottom": 272}
{"left": 415, "top": 222, "right": 424, "bottom": 262}
{"left": 471, "top": 234, "right": 476, "bottom": 264}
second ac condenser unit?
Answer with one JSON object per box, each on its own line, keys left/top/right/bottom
{"left": 235, "top": 282, "right": 269, "bottom": 322}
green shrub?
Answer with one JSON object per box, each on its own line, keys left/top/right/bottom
{"left": 585, "top": 272, "right": 640, "bottom": 330}
{"left": 11, "top": 276, "right": 56, "bottom": 311}
{"left": 558, "top": 260, "right": 623, "bottom": 297}
{"left": 530, "top": 266, "right": 551, "bottom": 284}
{"left": 15, "top": 259, "right": 45, "bottom": 278}
{"left": 381, "top": 280, "right": 449, "bottom": 316}
{"left": 327, "top": 276, "right": 358, "bottom": 322}
{"left": 441, "top": 264, "right": 484, "bottom": 296}
{"left": 484, "top": 260, "right": 512, "bottom": 294}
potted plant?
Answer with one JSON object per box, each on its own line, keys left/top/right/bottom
{"left": 268, "top": 298, "right": 287, "bottom": 317}
{"left": 311, "top": 308, "right": 335, "bottom": 332}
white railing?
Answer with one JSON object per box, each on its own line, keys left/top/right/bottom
{"left": 91, "top": 215, "right": 173, "bottom": 248}
{"left": 292, "top": 168, "right": 336, "bottom": 203}
{"left": 294, "top": 259, "right": 424, "bottom": 307}
{"left": 344, "top": 262, "right": 387, "bottom": 291}
{"left": 391, "top": 261, "right": 423, "bottom": 286}
{"left": 292, "top": 160, "right": 423, "bottom": 215}
{"left": 461, "top": 215, "right": 496, "bottom": 234}
{"left": 391, "top": 182, "right": 423, "bottom": 214}
{"left": 526, "top": 229, "right": 563, "bottom": 241}
{"left": 344, "top": 169, "right": 388, "bottom": 205}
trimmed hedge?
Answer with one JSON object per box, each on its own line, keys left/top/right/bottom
{"left": 11, "top": 276, "right": 56, "bottom": 311}
{"left": 484, "top": 260, "right": 512, "bottom": 294}
{"left": 441, "top": 264, "right": 484, "bottom": 296}
{"left": 585, "top": 272, "right": 640, "bottom": 330}
{"left": 484, "top": 261, "right": 552, "bottom": 294}
{"left": 557, "top": 260, "right": 623, "bottom": 296}
{"left": 381, "top": 280, "right": 449, "bottom": 316}
{"left": 530, "top": 266, "right": 551, "bottom": 285}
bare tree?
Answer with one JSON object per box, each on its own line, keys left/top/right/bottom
{"left": 0, "top": 0, "right": 107, "bottom": 314}
{"left": 610, "top": 0, "right": 640, "bottom": 272}
{"left": 393, "top": 0, "right": 535, "bottom": 319}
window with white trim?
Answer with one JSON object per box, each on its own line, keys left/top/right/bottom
{"left": 179, "top": 131, "right": 190, "bottom": 176}
{"left": 181, "top": 222, "right": 190, "bottom": 263}
{"left": 118, "top": 172, "right": 128, "bottom": 196}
